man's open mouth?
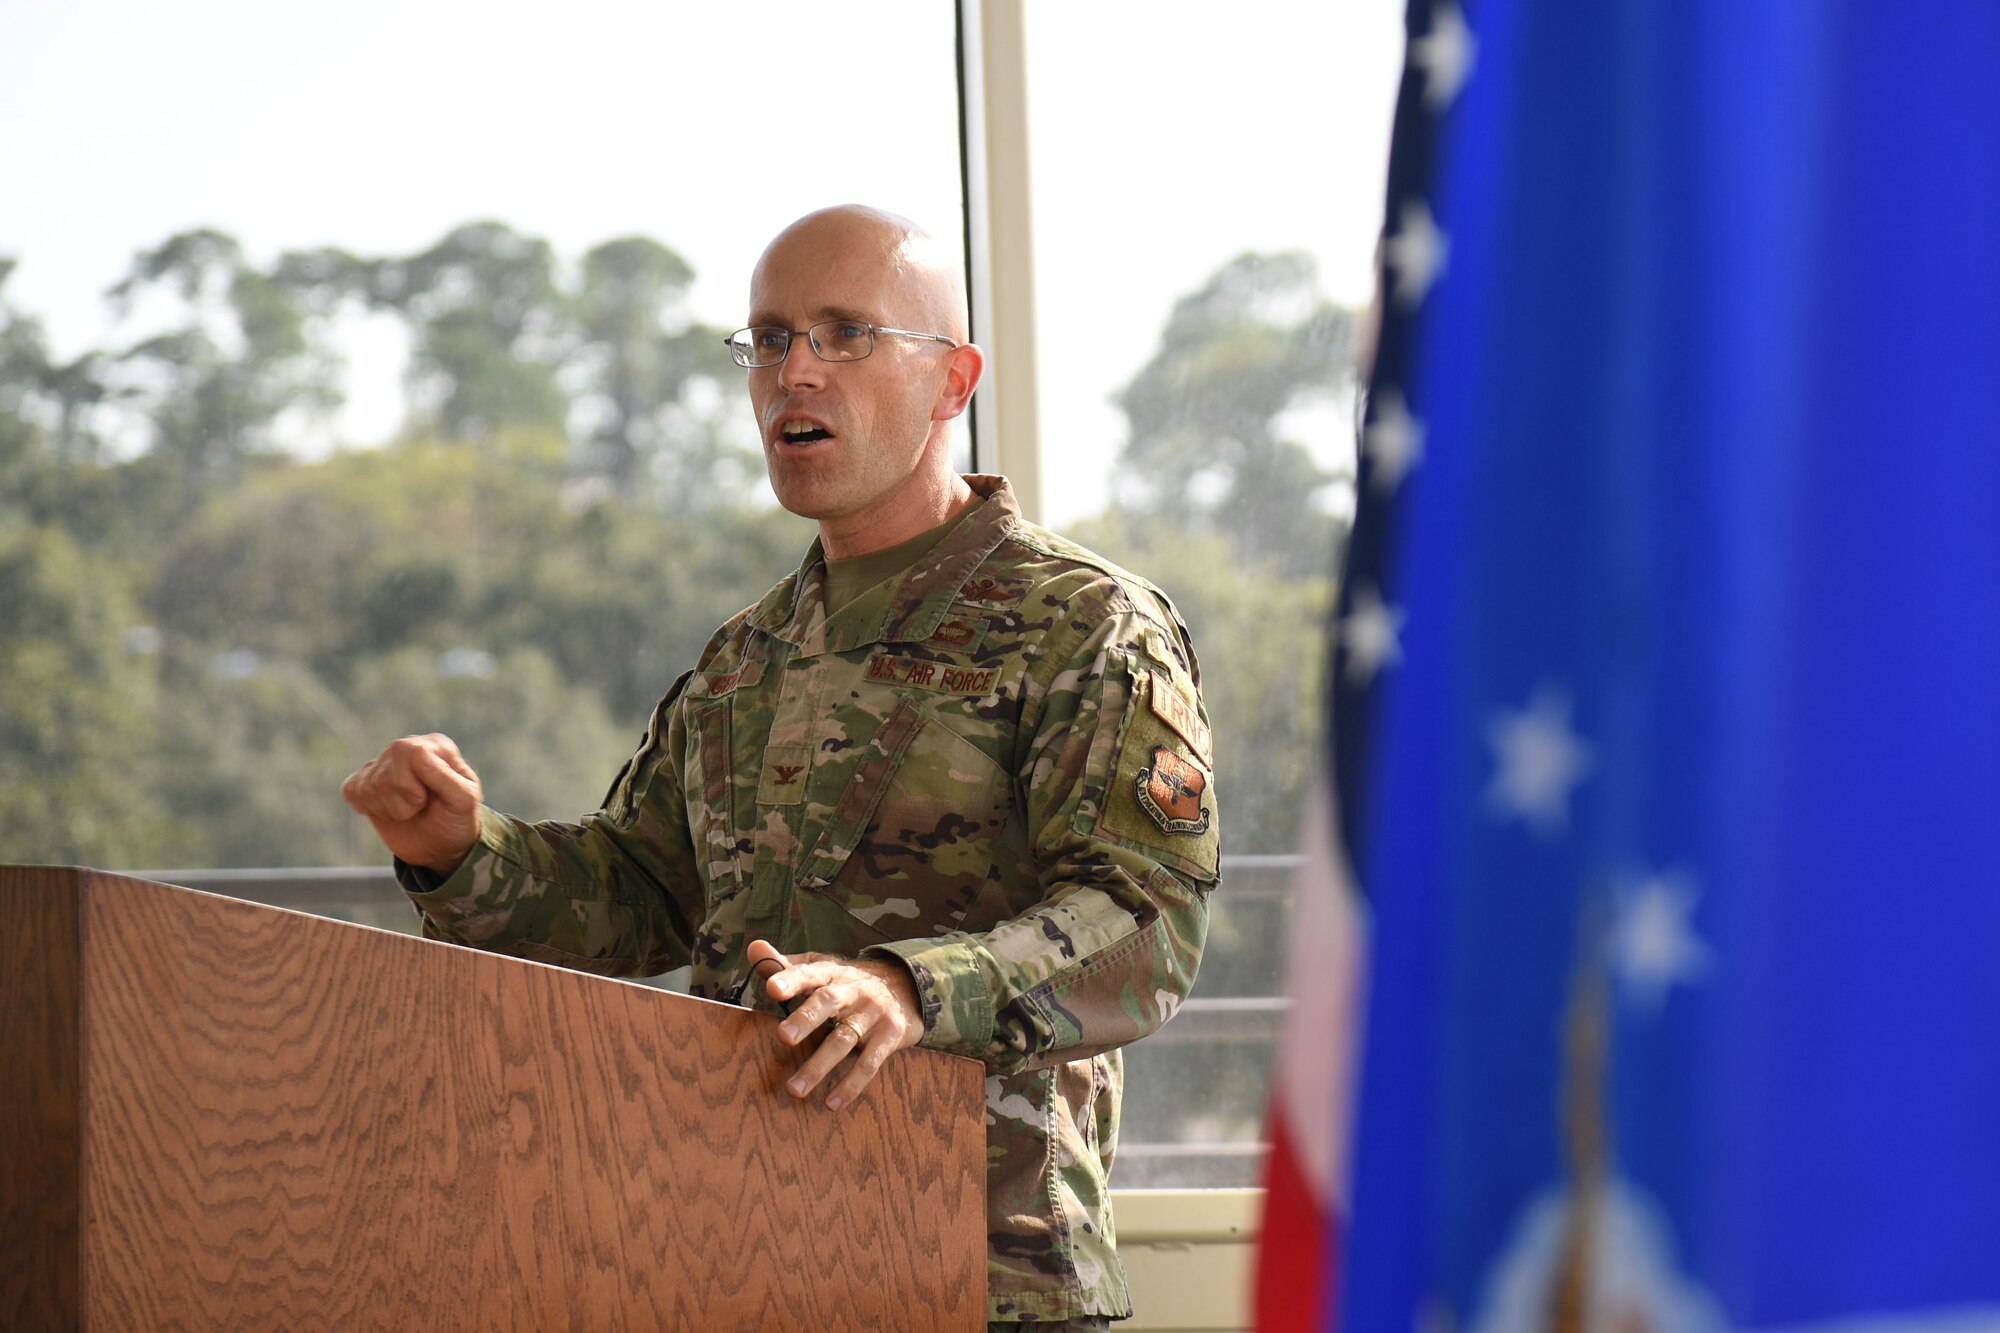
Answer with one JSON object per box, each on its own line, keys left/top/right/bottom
{"left": 780, "top": 421, "right": 833, "bottom": 445}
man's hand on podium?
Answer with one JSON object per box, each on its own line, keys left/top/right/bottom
{"left": 341, "top": 733, "right": 484, "bottom": 878}
{"left": 749, "top": 939, "right": 925, "bottom": 1112}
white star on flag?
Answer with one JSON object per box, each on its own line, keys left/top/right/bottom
{"left": 1341, "top": 584, "right": 1406, "bottom": 686}
{"left": 1364, "top": 388, "right": 1426, "bottom": 494}
{"left": 1484, "top": 686, "right": 1593, "bottom": 835}
{"left": 1412, "top": 1, "right": 1478, "bottom": 112}
{"left": 1610, "top": 874, "right": 1712, "bottom": 1014}
{"left": 1386, "top": 200, "right": 1449, "bottom": 309}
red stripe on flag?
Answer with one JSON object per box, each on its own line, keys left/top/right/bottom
{"left": 1254, "top": 786, "right": 1361, "bottom": 1331}
{"left": 1256, "top": 1101, "right": 1341, "bottom": 1330}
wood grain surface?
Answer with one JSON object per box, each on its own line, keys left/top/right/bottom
{"left": 7, "top": 867, "right": 986, "bottom": 1330}
{"left": 1, "top": 866, "right": 85, "bottom": 1328}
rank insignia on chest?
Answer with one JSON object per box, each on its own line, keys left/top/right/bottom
{"left": 758, "top": 744, "right": 812, "bottom": 806}
{"left": 1135, "top": 745, "right": 1212, "bottom": 836}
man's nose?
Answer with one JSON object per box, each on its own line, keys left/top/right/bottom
{"left": 776, "top": 331, "right": 825, "bottom": 390}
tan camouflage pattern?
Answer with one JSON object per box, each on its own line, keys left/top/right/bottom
{"left": 400, "top": 476, "right": 1218, "bottom": 1322}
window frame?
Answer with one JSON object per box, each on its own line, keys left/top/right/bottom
{"left": 955, "top": 0, "right": 1044, "bottom": 521}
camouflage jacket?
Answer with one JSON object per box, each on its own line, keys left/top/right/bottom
{"left": 401, "top": 476, "right": 1218, "bottom": 1322}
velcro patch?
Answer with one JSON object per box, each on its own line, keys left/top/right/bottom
{"left": 692, "top": 657, "right": 765, "bottom": 698}
{"left": 923, "top": 612, "right": 988, "bottom": 654}
{"left": 867, "top": 653, "right": 999, "bottom": 696}
{"left": 1135, "top": 745, "right": 1212, "bottom": 836}
{"left": 956, "top": 573, "right": 1034, "bottom": 608}
{"left": 1148, "top": 670, "right": 1212, "bottom": 769}
{"left": 1091, "top": 663, "right": 1221, "bottom": 883}
{"left": 757, "top": 744, "right": 812, "bottom": 806}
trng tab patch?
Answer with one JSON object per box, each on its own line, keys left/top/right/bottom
{"left": 1148, "top": 669, "right": 1213, "bottom": 769}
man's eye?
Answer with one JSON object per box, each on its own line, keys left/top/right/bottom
{"left": 753, "top": 328, "right": 788, "bottom": 350}
{"left": 831, "top": 322, "right": 869, "bottom": 342}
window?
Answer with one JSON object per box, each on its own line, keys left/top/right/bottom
{"left": 1008, "top": 0, "right": 1402, "bottom": 1185}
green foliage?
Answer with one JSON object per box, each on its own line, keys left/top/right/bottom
{"left": 0, "top": 263, "right": 113, "bottom": 480}
{"left": 0, "top": 414, "right": 812, "bottom": 867}
{"left": 272, "top": 223, "right": 752, "bottom": 502}
{"left": 1112, "top": 251, "right": 1359, "bottom": 579}
{"left": 104, "top": 229, "right": 340, "bottom": 510}
{"left": 105, "top": 430, "right": 806, "bottom": 867}
{"left": 2, "top": 211, "right": 810, "bottom": 870}
{"left": 0, "top": 271, "right": 46, "bottom": 481}
{"left": 347, "top": 646, "right": 629, "bottom": 824}
{"left": 572, "top": 235, "right": 755, "bottom": 501}
{"left": 0, "top": 519, "right": 177, "bottom": 864}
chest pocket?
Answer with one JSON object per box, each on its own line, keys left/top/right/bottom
{"left": 683, "top": 698, "right": 740, "bottom": 891}
{"left": 797, "top": 697, "right": 1012, "bottom": 941}
{"left": 681, "top": 656, "right": 764, "bottom": 895}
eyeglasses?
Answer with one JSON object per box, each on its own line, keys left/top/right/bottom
{"left": 723, "top": 320, "right": 959, "bottom": 368}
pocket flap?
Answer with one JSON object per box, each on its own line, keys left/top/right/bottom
{"left": 796, "top": 696, "right": 926, "bottom": 889}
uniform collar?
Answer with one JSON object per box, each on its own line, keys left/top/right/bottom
{"left": 748, "top": 475, "right": 1020, "bottom": 655}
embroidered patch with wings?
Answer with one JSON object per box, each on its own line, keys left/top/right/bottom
{"left": 1135, "top": 745, "right": 1212, "bottom": 836}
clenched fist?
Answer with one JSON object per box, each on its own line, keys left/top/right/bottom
{"left": 341, "top": 733, "right": 484, "bottom": 876}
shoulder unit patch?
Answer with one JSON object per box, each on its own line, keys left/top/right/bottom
{"left": 1135, "top": 745, "right": 1212, "bottom": 836}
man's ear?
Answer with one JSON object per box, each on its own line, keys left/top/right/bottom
{"left": 932, "top": 342, "right": 986, "bottom": 422}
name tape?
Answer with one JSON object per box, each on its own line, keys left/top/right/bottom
{"left": 868, "top": 654, "right": 999, "bottom": 697}
{"left": 698, "top": 658, "right": 765, "bottom": 697}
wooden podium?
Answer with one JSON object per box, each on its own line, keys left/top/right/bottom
{"left": 1, "top": 867, "right": 986, "bottom": 1330}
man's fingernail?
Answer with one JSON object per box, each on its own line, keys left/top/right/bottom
{"left": 825, "top": 1096, "right": 843, "bottom": 1111}
{"left": 788, "top": 1079, "right": 806, "bottom": 1096}
{"left": 779, "top": 1024, "right": 795, "bottom": 1041}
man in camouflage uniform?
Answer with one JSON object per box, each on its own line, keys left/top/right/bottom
{"left": 343, "top": 205, "right": 1219, "bottom": 1329}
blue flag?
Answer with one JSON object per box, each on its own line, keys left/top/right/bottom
{"left": 1335, "top": 3, "right": 2000, "bottom": 1328}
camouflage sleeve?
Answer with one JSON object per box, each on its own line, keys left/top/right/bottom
{"left": 396, "top": 669, "right": 705, "bottom": 978}
{"left": 862, "top": 599, "right": 1217, "bottom": 1074}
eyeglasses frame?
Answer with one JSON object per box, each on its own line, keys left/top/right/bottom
{"left": 723, "top": 319, "right": 961, "bottom": 368}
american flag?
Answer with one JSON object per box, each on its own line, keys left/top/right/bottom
{"left": 1266, "top": 2, "right": 2000, "bottom": 1329}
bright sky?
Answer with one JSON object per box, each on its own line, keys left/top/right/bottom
{"left": 1021, "top": 4, "right": 1403, "bottom": 521}
{"left": 0, "top": 0, "right": 1401, "bottom": 525}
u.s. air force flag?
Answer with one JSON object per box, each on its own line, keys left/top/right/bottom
{"left": 1333, "top": 3, "right": 2000, "bottom": 1329}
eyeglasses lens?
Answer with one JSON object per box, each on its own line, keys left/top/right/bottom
{"left": 808, "top": 322, "right": 873, "bottom": 362}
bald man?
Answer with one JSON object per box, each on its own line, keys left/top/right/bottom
{"left": 344, "top": 206, "right": 1219, "bottom": 1330}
